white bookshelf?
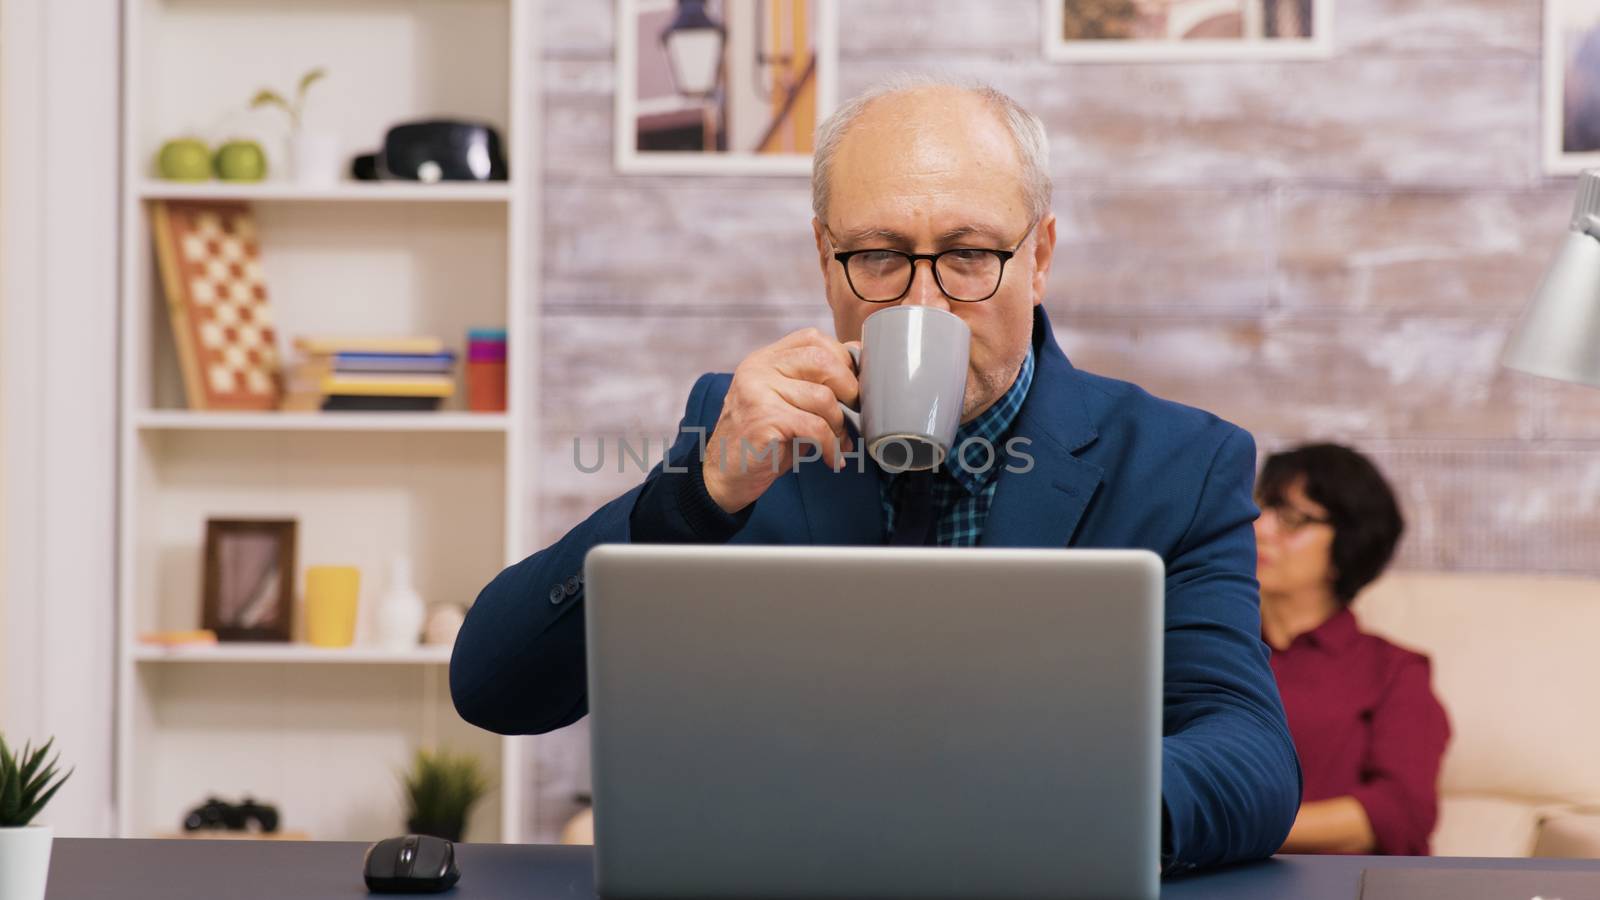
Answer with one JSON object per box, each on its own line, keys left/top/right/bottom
{"left": 136, "top": 181, "right": 515, "bottom": 203}
{"left": 134, "top": 411, "right": 510, "bottom": 433}
{"left": 116, "top": 0, "right": 539, "bottom": 844}
{"left": 132, "top": 644, "right": 453, "bottom": 665}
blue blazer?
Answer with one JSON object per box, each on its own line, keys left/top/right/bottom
{"left": 452, "top": 306, "right": 1301, "bottom": 871}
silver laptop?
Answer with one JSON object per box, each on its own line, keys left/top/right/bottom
{"left": 583, "top": 545, "right": 1164, "bottom": 900}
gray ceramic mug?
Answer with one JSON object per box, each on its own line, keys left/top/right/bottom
{"left": 839, "top": 306, "right": 971, "bottom": 472}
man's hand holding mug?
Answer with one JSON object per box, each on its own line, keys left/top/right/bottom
{"left": 702, "top": 328, "right": 860, "bottom": 514}
{"left": 702, "top": 307, "right": 973, "bottom": 515}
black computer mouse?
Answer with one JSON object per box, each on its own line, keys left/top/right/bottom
{"left": 363, "top": 834, "right": 460, "bottom": 893}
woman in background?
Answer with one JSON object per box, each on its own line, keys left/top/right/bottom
{"left": 1255, "top": 443, "right": 1449, "bottom": 855}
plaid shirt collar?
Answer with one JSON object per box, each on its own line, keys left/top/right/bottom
{"left": 937, "top": 346, "right": 1035, "bottom": 495}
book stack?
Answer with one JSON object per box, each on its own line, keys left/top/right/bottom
{"left": 283, "top": 337, "right": 458, "bottom": 412}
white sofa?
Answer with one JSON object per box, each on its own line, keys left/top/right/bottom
{"left": 1354, "top": 570, "right": 1600, "bottom": 857}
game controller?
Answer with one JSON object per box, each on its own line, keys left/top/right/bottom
{"left": 182, "top": 795, "right": 281, "bottom": 833}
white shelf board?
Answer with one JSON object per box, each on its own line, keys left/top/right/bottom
{"left": 131, "top": 643, "right": 452, "bottom": 665}
{"left": 137, "top": 181, "right": 513, "bottom": 203}
{"left": 134, "top": 410, "right": 508, "bottom": 433}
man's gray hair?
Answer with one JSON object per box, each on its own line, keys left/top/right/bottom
{"left": 811, "top": 73, "right": 1053, "bottom": 225}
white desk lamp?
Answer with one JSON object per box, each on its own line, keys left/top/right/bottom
{"left": 1503, "top": 170, "right": 1600, "bottom": 385}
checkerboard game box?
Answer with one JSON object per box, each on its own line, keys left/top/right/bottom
{"left": 150, "top": 200, "right": 283, "bottom": 411}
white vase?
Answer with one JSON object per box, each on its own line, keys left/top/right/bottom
{"left": 289, "top": 131, "right": 340, "bottom": 187}
{"left": 374, "top": 556, "right": 425, "bottom": 652}
{"left": 0, "top": 825, "right": 53, "bottom": 900}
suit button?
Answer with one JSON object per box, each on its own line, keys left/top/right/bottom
{"left": 548, "top": 585, "right": 565, "bottom": 604}
{"left": 564, "top": 575, "right": 581, "bottom": 596}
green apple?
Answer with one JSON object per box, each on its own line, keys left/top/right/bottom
{"left": 214, "top": 140, "right": 268, "bottom": 182}
{"left": 157, "top": 138, "right": 212, "bottom": 181}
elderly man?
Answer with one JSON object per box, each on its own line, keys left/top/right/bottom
{"left": 451, "top": 76, "right": 1301, "bottom": 872}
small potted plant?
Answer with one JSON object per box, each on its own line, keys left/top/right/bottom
{"left": 250, "top": 67, "right": 334, "bottom": 186}
{"left": 0, "top": 735, "right": 72, "bottom": 900}
{"left": 401, "top": 749, "right": 488, "bottom": 843}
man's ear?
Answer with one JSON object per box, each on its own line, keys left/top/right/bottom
{"left": 813, "top": 217, "right": 830, "bottom": 277}
{"left": 1030, "top": 213, "right": 1057, "bottom": 305}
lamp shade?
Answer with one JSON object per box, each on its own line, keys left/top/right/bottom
{"left": 660, "top": 0, "right": 725, "bottom": 98}
{"left": 1502, "top": 170, "right": 1600, "bottom": 388}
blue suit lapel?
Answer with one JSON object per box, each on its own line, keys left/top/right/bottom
{"left": 980, "top": 307, "right": 1105, "bottom": 548}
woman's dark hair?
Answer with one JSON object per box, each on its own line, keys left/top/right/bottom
{"left": 1257, "top": 443, "right": 1405, "bottom": 606}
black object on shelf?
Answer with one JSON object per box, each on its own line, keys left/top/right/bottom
{"left": 321, "top": 395, "right": 443, "bottom": 412}
{"left": 375, "top": 119, "right": 507, "bottom": 182}
{"left": 182, "top": 795, "right": 281, "bottom": 833}
{"left": 350, "top": 152, "right": 381, "bottom": 181}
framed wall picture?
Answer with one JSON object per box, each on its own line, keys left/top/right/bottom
{"left": 1043, "top": 0, "right": 1332, "bottom": 62}
{"left": 1547, "top": 0, "right": 1600, "bottom": 174}
{"left": 202, "top": 518, "right": 297, "bottom": 642}
{"left": 615, "top": 0, "right": 838, "bottom": 175}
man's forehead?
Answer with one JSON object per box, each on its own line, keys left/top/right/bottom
{"left": 833, "top": 97, "right": 1021, "bottom": 178}
{"left": 824, "top": 89, "right": 1030, "bottom": 231}
{"left": 823, "top": 174, "right": 1030, "bottom": 245}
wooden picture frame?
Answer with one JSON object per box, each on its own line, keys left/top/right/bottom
{"left": 202, "top": 518, "right": 297, "bottom": 642}
{"left": 1546, "top": 0, "right": 1600, "bottom": 174}
{"left": 615, "top": 0, "right": 838, "bottom": 175}
{"left": 1043, "top": 0, "right": 1333, "bottom": 62}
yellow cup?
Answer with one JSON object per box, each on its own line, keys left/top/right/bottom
{"left": 305, "top": 565, "right": 360, "bottom": 647}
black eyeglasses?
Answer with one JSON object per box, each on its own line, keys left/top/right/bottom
{"left": 1260, "top": 502, "right": 1333, "bottom": 532}
{"left": 827, "top": 219, "right": 1038, "bottom": 303}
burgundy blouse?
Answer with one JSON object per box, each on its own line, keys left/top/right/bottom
{"left": 1269, "top": 607, "right": 1451, "bottom": 855}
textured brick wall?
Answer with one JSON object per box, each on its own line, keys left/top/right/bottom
{"left": 538, "top": 0, "right": 1598, "bottom": 576}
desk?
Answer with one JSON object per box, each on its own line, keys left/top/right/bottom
{"left": 43, "top": 838, "right": 1600, "bottom": 899}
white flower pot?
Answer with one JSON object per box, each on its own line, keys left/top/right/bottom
{"left": 0, "top": 825, "right": 53, "bottom": 900}
{"left": 289, "top": 132, "right": 341, "bottom": 187}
